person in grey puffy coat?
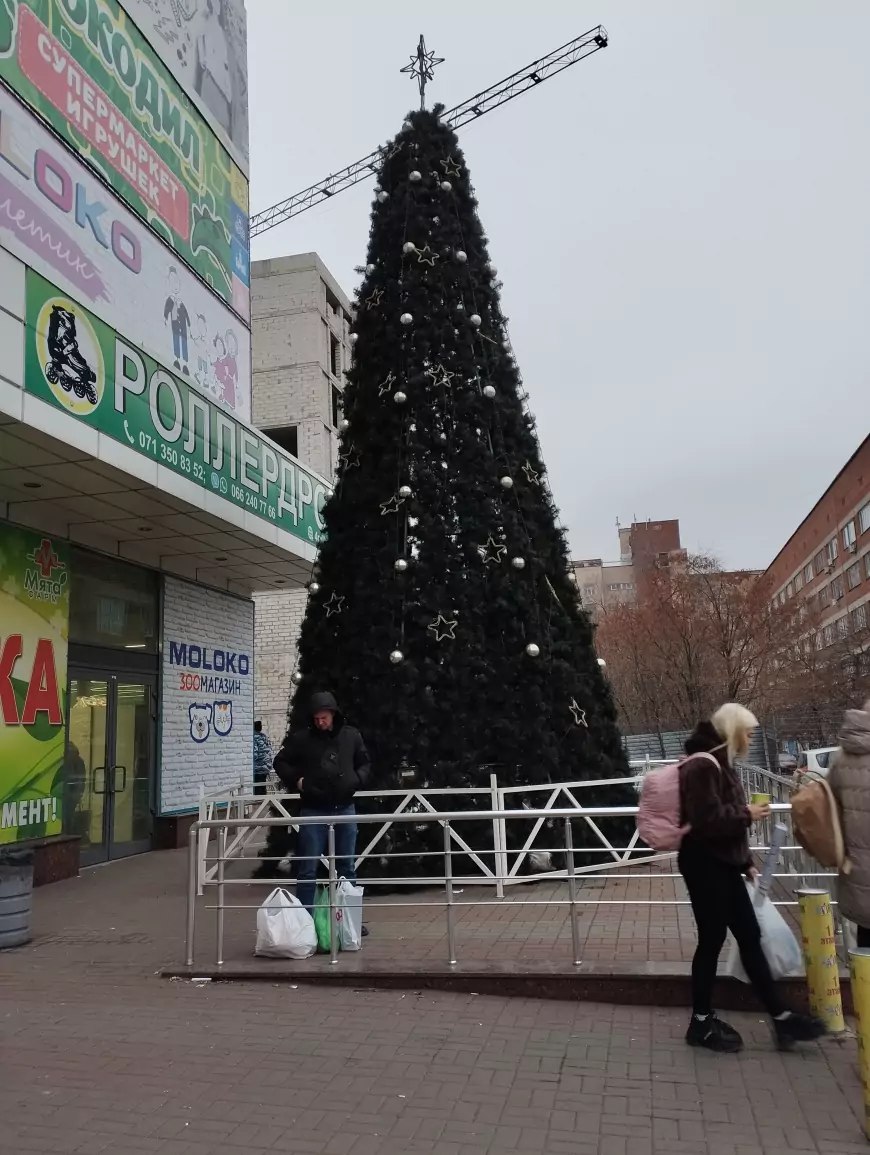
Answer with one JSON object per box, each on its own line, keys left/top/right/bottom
{"left": 828, "top": 701, "right": 870, "bottom": 947}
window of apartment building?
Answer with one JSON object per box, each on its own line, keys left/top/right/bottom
{"left": 848, "top": 562, "right": 862, "bottom": 590}
{"left": 609, "top": 582, "right": 635, "bottom": 591}
{"left": 831, "top": 575, "right": 845, "bottom": 601}
{"left": 814, "top": 549, "right": 826, "bottom": 575}
{"left": 805, "top": 592, "right": 817, "bottom": 614}
{"left": 799, "top": 602, "right": 808, "bottom": 623}
{"left": 261, "top": 424, "right": 298, "bottom": 458}
{"left": 804, "top": 562, "right": 814, "bottom": 584}
{"left": 329, "top": 332, "right": 341, "bottom": 378}
{"left": 864, "top": 554, "right": 870, "bottom": 581}
{"left": 838, "top": 616, "right": 849, "bottom": 640}
{"left": 819, "top": 585, "right": 830, "bottom": 608}
{"left": 803, "top": 637, "right": 812, "bottom": 656}
{"left": 860, "top": 502, "right": 870, "bottom": 536}
{"left": 786, "top": 580, "right": 794, "bottom": 598}
{"left": 779, "top": 590, "right": 786, "bottom": 606}
{"left": 854, "top": 604, "right": 868, "bottom": 632}
{"left": 815, "top": 631, "right": 824, "bottom": 651}
{"left": 795, "top": 571, "right": 803, "bottom": 592}
{"left": 331, "top": 385, "right": 342, "bottom": 429}
{"left": 824, "top": 624, "right": 835, "bottom": 647}
{"left": 827, "top": 537, "right": 839, "bottom": 565}
{"left": 844, "top": 520, "right": 857, "bottom": 551}
{"left": 325, "top": 286, "right": 340, "bottom": 316}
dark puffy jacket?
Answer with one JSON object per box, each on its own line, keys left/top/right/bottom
{"left": 273, "top": 692, "right": 371, "bottom": 808}
{"left": 679, "top": 720, "right": 751, "bottom": 869}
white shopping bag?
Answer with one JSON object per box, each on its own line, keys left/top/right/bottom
{"left": 254, "top": 887, "right": 317, "bottom": 959}
{"left": 336, "top": 877, "right": 364, "bottom": 951}
{"left": 724, "top": 882, "right": 804, "bottom": 982}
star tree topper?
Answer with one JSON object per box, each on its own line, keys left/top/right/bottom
{"left": 400, "top": 34, "right": 444, "bottom": 109}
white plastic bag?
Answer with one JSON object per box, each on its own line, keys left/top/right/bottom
{"left": 254, "top": 887, "right": 317, "bottom": 959}
{"left": 336, "top": 877, "right": 364, "bottom": 951}
{"left": 724, "top": 883, "right": 804, "bottom": 982}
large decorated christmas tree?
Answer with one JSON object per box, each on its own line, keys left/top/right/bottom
{"left": 287, "top": 95, "right": 629, "bottom": 870}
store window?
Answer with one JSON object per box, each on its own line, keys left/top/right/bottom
{"left": 69, "top": 549, "right": 159, "bottom": 652}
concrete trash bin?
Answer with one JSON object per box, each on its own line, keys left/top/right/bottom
{"left": 0, "top": 848, "right": 34, "bottom": 949}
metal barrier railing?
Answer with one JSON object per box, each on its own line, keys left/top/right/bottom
{"left": 185, "top": 799, "right": 837, "bottom": 970}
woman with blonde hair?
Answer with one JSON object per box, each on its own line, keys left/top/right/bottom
{"left": 678, "top": 703, "right": 824, "bottom": 1052}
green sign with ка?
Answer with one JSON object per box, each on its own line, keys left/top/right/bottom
{"left": 25, "top": 271, "right": 327, "bottom": 546}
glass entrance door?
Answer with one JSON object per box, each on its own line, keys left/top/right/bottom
{"left": 66, "top": 674, "right": 155, "bottom": 865}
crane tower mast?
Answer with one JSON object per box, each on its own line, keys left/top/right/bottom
{"left": 249, "top": 26, "right": 608, "bottom": 238}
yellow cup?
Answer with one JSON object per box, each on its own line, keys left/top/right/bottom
{"left": 750, "top": 793, "right": 771, "bottom": 806}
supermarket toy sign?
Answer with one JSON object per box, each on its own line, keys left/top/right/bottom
{"left": 0, "top": 0, "right": 250, "bottom": 320}
{"left": 0, "top": 523, "right": 69, "bottom": 844}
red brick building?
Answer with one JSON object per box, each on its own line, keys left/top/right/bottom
{"left": 764, "top": 435, "right": 870, "bottom": 645}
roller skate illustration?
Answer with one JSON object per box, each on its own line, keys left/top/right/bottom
{"left": 44, "top": 306, "right": 98, "bottom": 405}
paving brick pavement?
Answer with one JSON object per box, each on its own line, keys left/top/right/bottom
{"left": 0, "top": 852, "right": 865, "bottom": 1154}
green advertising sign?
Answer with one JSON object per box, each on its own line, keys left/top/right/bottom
{"left": 0, "top": 522, "right": 68, "bottom": 845}
{"left": 0, "top": 0, "right": 251, "bottom": 321}
{"left": 25, "top": 270, "right": 329, "bottom": 548}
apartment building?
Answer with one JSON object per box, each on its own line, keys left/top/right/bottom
{"left": 765, "top": 435, "right": 870, "bottom": 649}
{"left": 574, "top": 519, "right": 685, "bottom": 617}
{"left": 250, "top": 253, "right": 354, "bottom": 740}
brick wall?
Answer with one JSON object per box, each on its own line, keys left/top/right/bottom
{"left": 160, "top": 577, "right": 255, "bottom": 813}
{"left": 253, "top": 587, "right": 307, "bottom": 746}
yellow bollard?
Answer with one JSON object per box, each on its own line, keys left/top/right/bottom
{"left": 850, "top": 949, "right": 870, "bottom": 1139}
{"left": 798, "top": 888, "right": 845, "bottom": 1033}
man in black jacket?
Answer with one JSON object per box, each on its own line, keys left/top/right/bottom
{"left": 273, "top": 691, "right": 371, "bottom": 911}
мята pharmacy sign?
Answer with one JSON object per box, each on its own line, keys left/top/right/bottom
{"left": 26, "top": 270, "right": 329, "bottom": 548}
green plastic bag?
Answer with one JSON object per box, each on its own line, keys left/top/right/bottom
{"left": 314, "top": 885, "right": 333, "bottom": 954}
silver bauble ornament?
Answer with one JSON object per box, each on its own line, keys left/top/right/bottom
{"left": 500, "top": 476, "right": 514, "bottom": 489}
{"left": 470, "top": 314, "right": 482, "bottom": 327}
{"left": 433, "top": 216, "right": 440, "bottom": 224}
{"left": 455, "top": 302, "right": 465, "bottom": 312}
{"left": 390, "top": 650, "right": 405, "bottom": 665}
{"left": 340, "top": 418, "right": 350, "bottom": 431}
{"left": 366, "top": 263, "right": 376, "bottom": 274}
{"left": 349, "top": 332, "right": 358, "bottom": 345}
{"left": 503, "top": 340, "right": 511, "bottom": 350}
{"left": 456, "top": 250, "right": 467, "bottom": 263}
{"left": 309, "top": 582, "right": 320, "bottom": 594}
{"left": 291, "top": 671, "right": 302, "bottom": 685}
{"left": 483, "top": 385, "right": 496, "bottom": 398}
{"left": 409, "top": 170, "right": 422, "bottom": 182}
{"left": 403, "top": 241, "right": 416, "bottom": 254}
{"left": 488, "top": 264, "right": 498, "bottom": 275}
{"left": 439, "top": 432, "right": 447, "bottom": 442}
{"left": 440, "top": 180, "right": 452, "bottom": 192}
{"left": 398, "top": 485, "right": 413, "bottom": 499}
{"left": 440, "top": 461, "right": 448, "bottom": 470}
{"left": 393, "top": 391, "right": 407, "bottom": 404}
{"left": 511, "top": 557, "right": 526, "bottom": 570}
{"left": 394, "top": 559, "right": 408, "bottom": 573}
{"left": 525, "top": 643, "right": 541, "bottom": 658}
{"left": 597, "top": 657, "right": 607, "bottom": 668}
{"left": 400, "top": 313, "right": 413, "bottom": 326}
{"left": 403, "top": 119, "right": 413, "bottom": 129}
{"left": 568, "top": 572, "right": 579, "bottom": 584}
{"left": 377, "top": 191, "right": 389, "bottom": 203}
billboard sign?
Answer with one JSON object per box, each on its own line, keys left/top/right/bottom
{"left": 121, "top": 0, "right": 249, "bottom": 175}
{"left": 0, "top": 0, "right": 250, "bottom": 320}
{"left": 25, "top": 270, "right": 329, "bottom": 549}
{"left": 0, "top": 522, "right": 68, "bottom": 845}
{"left": 0, "top": 87, "right": 251, "bottom": 420}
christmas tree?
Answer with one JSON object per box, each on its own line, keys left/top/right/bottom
{"left": 288, "top": 100, "right": 630, "bottom": 874}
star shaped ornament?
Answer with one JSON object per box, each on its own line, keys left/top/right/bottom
{"left": 480, "top": 535, "right": 507, "bottom": 566}
{"left": 324, "top": 592, "right": 345, "bottom": 618}
{"left": 425, "top": 363, "right": 455, "bottom": 389}
{"left": 569, "top": 699, "right": 588, "bottom": 728}
{"left": 378, "top": 371, "right": 397, "bottom": 398}
{"left": 414, "top": 244, "right": 437, "bottom": 267}
{"left": 440, "top": 156, "right": 462, "bottom": 178}
{"left": 339, "top": 445, "right": 360, "bottom": 470}
{"left": 522, "top": 461, "right": 541, "bottom": 485}
{"left": 380, "top": 492, "right": 405, "bottom": 516}
{"left": 364, "top": 288, "right": 383, "bottom": 309}
{"left": 428, "top": 614, "right": 458, "bottom": 641}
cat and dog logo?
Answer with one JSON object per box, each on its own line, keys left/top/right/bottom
{"left": 35, "top": 297, "right": 105, "bottom": 417}
{"left": 188, "top": 701, "right": 234, "bottom": 743}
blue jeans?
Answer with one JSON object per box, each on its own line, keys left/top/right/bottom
{"left": 295, "top": 803, "right": 357, "bottom": 911}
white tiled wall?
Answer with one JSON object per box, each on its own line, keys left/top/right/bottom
{"left": 160, "top": 576, "right": 255, "bottom": 813}
{"left": 252, "top": 587, "right": 307, "bottom": 745}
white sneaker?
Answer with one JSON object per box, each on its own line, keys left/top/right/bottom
{"left": 277, "top": 857, "right": 292, "bottom": 873}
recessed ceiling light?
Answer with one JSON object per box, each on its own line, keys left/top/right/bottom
{"left": 274, "top": 579, "right": 286, "bottom": 585}
{"left": 215, "top": 555, "right": 228, "bottom": 562}
{"left": 138, "top": 525, "right": 153, "bottom": 533}
{"left": 22, "top": 481, "right": 41, "bottom": 489}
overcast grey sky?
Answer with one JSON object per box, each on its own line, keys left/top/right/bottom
{"left": 247, "top": 1, "right": 870, "bottom": 570}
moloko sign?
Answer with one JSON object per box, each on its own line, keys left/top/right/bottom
{"left": 169, "top": 642, "right": 250, "bottom": 676}
{"left": 25, "top": 270, "right": 329, "bottom": 549}
{"left": 0, "top": 87, "right": 252, "bottom": 421}
{"left": 0, "top": 0, "right": 250, "bottom": 319}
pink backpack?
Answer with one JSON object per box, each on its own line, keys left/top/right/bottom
{"left": 636, "top": 753, "right": 719, "bottom": 852}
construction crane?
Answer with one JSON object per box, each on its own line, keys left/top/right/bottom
{"left": 249, "top": 26, "right": 608, "bottom": 238}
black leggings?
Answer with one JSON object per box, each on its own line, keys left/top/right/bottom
{"left": 679, "top": 846, "right": 786, "bottom": 1018}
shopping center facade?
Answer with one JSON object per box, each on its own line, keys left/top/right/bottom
{"left": 0, "top": 1, "right": 325, "bottom": 879}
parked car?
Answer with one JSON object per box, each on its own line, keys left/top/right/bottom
{"left": 795, "top": 747, "right": 839, "bottom": 782}
{"left": 777, "top": 752, "right": 798, "bottom": 774}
